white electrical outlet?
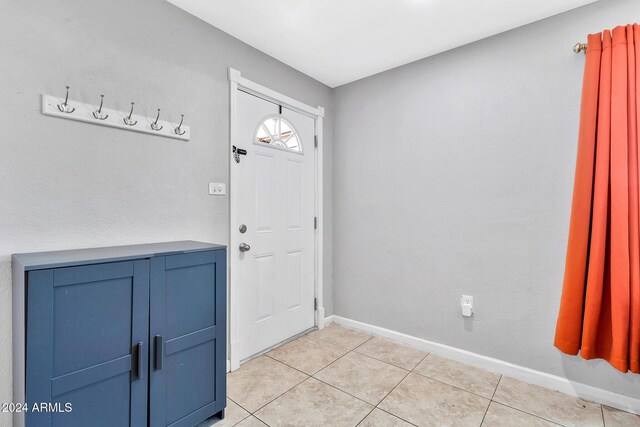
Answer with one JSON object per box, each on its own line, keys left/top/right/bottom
{"left": 208, "top": 183, "right": 226, "bottom": 195}
{"left": 461, "top": 295, "right": 473, "bottom": 317}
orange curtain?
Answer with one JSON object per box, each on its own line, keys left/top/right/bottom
{"left": 555, "top": 25, "right": 640, "bottom": 374}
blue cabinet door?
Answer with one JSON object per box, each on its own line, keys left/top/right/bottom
{"left": 26, "top": 260, "right": 149, "bottom": 427}
{"left": 149, "top": 250, "right": 226, "bottom": 427}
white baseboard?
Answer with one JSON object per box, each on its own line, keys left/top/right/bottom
{"left": 327, "top": 315, "right": 640, "bottom": 415}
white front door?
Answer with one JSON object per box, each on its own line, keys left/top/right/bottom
{"left": 234, "top": 90, "right": 316, "bottom": 362}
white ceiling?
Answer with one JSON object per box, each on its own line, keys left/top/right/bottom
{"left": 168, "top": 0, "right": 597, "bottom": 88}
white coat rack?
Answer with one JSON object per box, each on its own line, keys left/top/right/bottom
{"left": 41, "top": 86, "right": 190, "bottom": 141}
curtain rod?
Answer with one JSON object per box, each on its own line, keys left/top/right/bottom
{"left": 573, "top": 42, "right": 587, "bottom": 54}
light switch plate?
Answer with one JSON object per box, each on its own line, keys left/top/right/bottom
{"left": 209, "top": 183, "right": 226, "bottom": 195}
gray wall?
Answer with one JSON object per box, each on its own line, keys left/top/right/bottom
{"left": 332, "top": 0, "right": 640, "bottom": 399}
{"left": 0, "top": 1, "right": 332, "bottom": 423}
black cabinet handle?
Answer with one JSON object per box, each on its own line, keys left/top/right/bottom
{"left": 134, "top": 342, "right": 143, "bottom": 379}
{"left": 154, "top": 335, "right": 164, "bottom": 370}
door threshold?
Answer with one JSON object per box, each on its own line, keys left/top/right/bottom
{"left": 239, "top": 326, "right": 317, "bottom": 365}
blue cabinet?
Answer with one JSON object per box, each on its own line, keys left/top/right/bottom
{"left": 26, "top": 260, "right": 150, "bottom": 427}
{"left": 149, "top": 251, "right": 227, "bottom": 427}
{"left": 13, "top": 241, "right": 226, "bottom": 427}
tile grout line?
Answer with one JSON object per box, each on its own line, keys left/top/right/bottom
{"left": 227, "top": 354, "right": 309, "bottom": 420}
{"left": 408, "top": 353, "right": 505, "bottom": 401}
{"left": 479, "top": 374, "right": 502, "bottom": 426}
{"left": 487, "top": 377, "right": 572, "bottom": 427}
{"left": 301, "top": 333, "right": 358, "bottom": 350}
{"left": 260, "top": 338, "right": 380, "bottom": 406}
{"left": 408, "top": 352, "right": 430, "bottom": 374}
{"left": 250, "top": 413, "right": 271, "bottom": 427}
{"left": 246, "top": 361, "right": 311, "bottom": 415}
{"left": 264, "top": 334, "right": 366, "bottom": 380}
{"left": 230, "top": 326, "right": 633, "bottom": 426}
{"left": 352, "top": 347, "right": 429, "bottom": 371}
{"left": 410, "top": 366, "right": 495, "bottom": 401}
{"left": 363, "top": 367, "right": 415, "bottom": 426}
{"left": 264, "top": 353, "right": 314, "bottom": 376}
{"left": 488, "top": 375, "right": 501, "bottom": 400}
{"left": 406, "top": 365, "right": 560, "bottom": 427}
{"left": 263, "top": 330, "right": 415, "bottom": 425}
{"left": 232, "top": 329, "right": 407, "bottom": 426}
{"left": 353, "top": 406, "right": 379, "bottom": 427}
{"left": 328, "top": 346, "right": 413, "bottom": 375}
{"left": 486, "top": 401, "right": 566, "bottom": 426}
{"left": 305, "top": 331, "right": 420, "bottom": 417}
{"left": 408, "top": 353, "right": 581, "bottom": 427}
{"left": 228, "top": 396, "right": 254, "bottom": 418}
{"left": 308, "top": 333, "right": 375, "bottom": 375}
{"left": 256, "top": 330, "right": 493, "bottom": 425}
{"left": 362, "top": 352, "right": 433, "bottom": 427}
{"left": 308, "top": 327, "right": 373, "bottom": 348}
{"left": 486, "top": 372, "right": 604, "bottom": 427}
{"left": 374, "top": 407, "right": 420, "bottom": 427}
{"left": 311, "top": 375, "right": 378, "bottom": 406}
{"left": 487, "top": 377, "right": 563, "bottom": 426}
{"left": 262, "top": 332, "right": 380, "bottom": 426}
{"left": 375, "top": 351, "right": 500, "bottom": 426}
{"left": 199, "top": 400, "right": 254, "bottom": 427}
{"left": 372, "top": 371, "right": 421, "bottom": 426}
{"left": 340, "top": 327, "right": 626, "bottom": 425}
{"left": 351, "top": 351, "right": 420, "bottom": 427}
{"left": 236, "top": 333, "right": 559, "bottom": 427}
{"left": 249, "top": 377, "right": 316, "bottom": 426}
{"left": 230, "top": 413, "right": 252, "bottom": 427}
{"left": 231, "top": 415, "right": 256, "bottom": 427}
{"left": 262, "top": 352, "right": 385, "bottom": 408}
{"left": 489, "top": 401, "right": 567, "bottom": 425}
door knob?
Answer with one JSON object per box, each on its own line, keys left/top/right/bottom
{"left": 239, "top": 243, "right": 251, "bottom": 252}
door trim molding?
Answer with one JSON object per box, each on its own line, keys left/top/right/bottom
{"left": 228, "top": 67, "right": 325, "bottom": 371}
{"left": 229, "top": 68, "right": 325, "bottom": 118}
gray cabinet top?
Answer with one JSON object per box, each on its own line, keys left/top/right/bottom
{"left": 13, "top": 240, "right": 226, "bottom": 271}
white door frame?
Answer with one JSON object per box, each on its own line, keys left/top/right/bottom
{"left": 228, "top": 67, "right": 325, "bottom": 371}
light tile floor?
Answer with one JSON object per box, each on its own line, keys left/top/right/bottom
{"left": 200, "top": 324, "right": 640, "bottom": 427}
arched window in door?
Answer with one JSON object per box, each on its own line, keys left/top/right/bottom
{"left": 255, "top": 116, "right": 302, "bottom": 152}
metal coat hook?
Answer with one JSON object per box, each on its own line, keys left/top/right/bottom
{"left": 151, "top": 109, "right": 163, "bottom": 131}
{"left": 57, "top": 86, "right": 76, "bottom": 113}
{"left": 123, "top": 102, "right": 137, "bottom": 126}
{"left": 174, "top": 114, "right": 186, "bottom": 135}
{"left": 92, "top": 95, "right": 109, "bottom": 120}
